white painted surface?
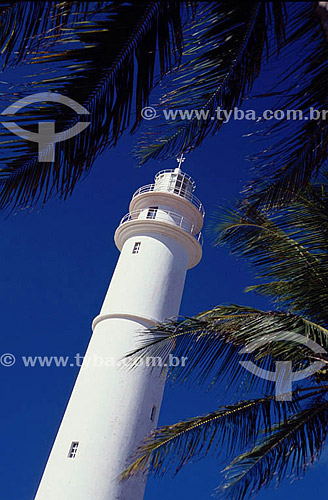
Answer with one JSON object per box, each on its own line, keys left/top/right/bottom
{"left": 34, "top": 169, "right": 204, "bottom": 500}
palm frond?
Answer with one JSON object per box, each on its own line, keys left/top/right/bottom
{"left": 245, "top": 2, "right": 328, "bottom": 207}
{"left": 122, "top": 393, "right": 299, "bottom": 479}
{"left": 220, "top": 397, "right": 328, "bottom": 500}
{"left": 0, "top": 1, "right": 187, "bottom": 212}
{"left": 127, "top": 305, "right": 328, "bottom": 390}
{"left": 135, "top": 1, "right": 287, "bottom": 164}
{"left": 216, "top": 191, "right": 328, "bottom": 324}
{"left": 0, "top": 1, "right": 103, "bottom": 72}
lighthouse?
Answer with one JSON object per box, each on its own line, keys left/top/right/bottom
{"left": 34, "top": 156, "right": 204, "bottom": 500}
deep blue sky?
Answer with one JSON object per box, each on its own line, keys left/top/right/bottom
{"left": 1, "top": 18, "right": 327, "bottom": 500}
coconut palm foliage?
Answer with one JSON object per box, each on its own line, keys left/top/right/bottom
{"left": 122, "top": 179, "right": 328, "bottom": 499}
{"left": 135, "top": 1, "right": 287, "bottom": 164}
{"left": 244, "top": 2, "right": 328, "bottom": 208}
{"left": 1, "top": 1, "right": 327, "bottom": 212}
{"left": 0, "top": 1, "right": 187, "bottom": 211}
{"left": 136, "top": 2, "right": 328, "bottom": 208}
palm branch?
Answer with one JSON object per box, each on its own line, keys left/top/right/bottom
{"left": 216, "top": 184, "right": 328, "bottom": 324}
{"left": 0, "top": 1, "right": 188, "bottom": 212}
{"left": 244, "top": 3, "right": 328, "bottom": 207}
{"left": 135, "top": 1, "right": 287, "bottom": 164}
{"left": 122, "top": 393, "right": 300, "bottom": 479}
{"left": 220, "top": 397, "right": 328, "bottom": 500}
{"left": 0, "top": 2, "right": 94, "bottom": 68}
{"left": 123, "top": 389, "right": 328, "bottom": 498}
{"left": 126, "top": 305, "right": 328, "bottom": 390}
{"left": 136, "top": 2, "right": 328, "bottom": 209}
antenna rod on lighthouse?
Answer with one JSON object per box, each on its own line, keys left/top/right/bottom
{"left": 176, "top": 153, "right": 186, "bottom": 170}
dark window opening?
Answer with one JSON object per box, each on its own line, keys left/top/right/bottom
{"left": 132, "top": 242, "right": 141, "bottom": 254}
{"left": 150, "top": 405, "right": 157, "bottom": 422}
{"left": 68, "top": 441, "right": 79, "bottom": 458}
{"left": 146, "top": 207, "right": 158, "bottom": 219}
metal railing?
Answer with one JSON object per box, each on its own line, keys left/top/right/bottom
{"left": 118, "top": 209, "right": 203, "bottom": 246}
{"left": 132, "top": 184, "right": 205, "bottom": 217}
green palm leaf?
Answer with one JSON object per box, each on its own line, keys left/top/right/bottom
{"left": 122, "top": 393, "right": 299, "bottom": 479}
{"left": 135, "top": 1, "right": 287, "bottom": 164}
{"left": 0, "top": 1, "right": 188, "bottom": 212}
{"left": 245, "top": 3, "right": 328, "bottom": 207}
{"left": 0, "top": 2, "right": 94, "bottom": 69}
{"left": 221, "top": 398, "right": 328, "bottom": 500}
{"left": 216, "top": 188, "right": 328, "bottom": 324}
{"left": 127, "top": 305, "right": 328, "bottom": 390}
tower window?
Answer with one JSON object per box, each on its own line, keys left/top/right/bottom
{"left": 132, "top": 242, "right": 141, "bottom": 254}
{"left": 150, "top": 405, "right": 157, "bottom": 422}
{"left": 146, "top": 206, "right": 158, "bottom": 219}
{"left": 174, "top": 174, "right": 189, "bottom": 196}
{"left": 68, "top": 441, "right": 79, "bottom": 458}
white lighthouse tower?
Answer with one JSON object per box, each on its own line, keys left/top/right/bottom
{"left": 34, "top": 156, "right": 204, "bottom": 500}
